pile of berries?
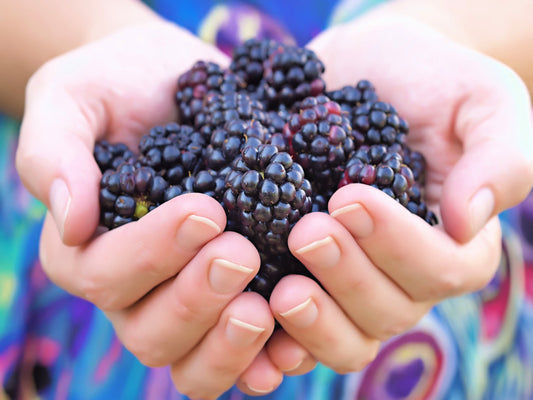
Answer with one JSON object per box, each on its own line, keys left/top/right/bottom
{"left": 94, "top": 39, "right": 437, "bottom": 300}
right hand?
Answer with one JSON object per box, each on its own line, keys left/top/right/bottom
{"left": 16, "top": 21, "right": 283, "bottom": 399}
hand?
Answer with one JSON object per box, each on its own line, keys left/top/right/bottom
{"left": 265, "top": 15, "right": 533, "bottom": 375}
{"left": 16, "top": 22, "right": 282, "bottom": 399}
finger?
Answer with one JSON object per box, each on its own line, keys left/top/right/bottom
{"left": 270, "top": 276, "right": 380, "bottom": 374}
{"left": 328, "top": 183, "right": 502, "bottom": 302}
{"left": 266, "top": 329, "right": 317, "bottom": 375}
{"left": 16, "top": 56, "right": 177, "bottom": 246}
{"left": 105, "top": 231, "right": 260, "bottom": 367}
{"left": 441, "top": 75, "right": 533, "bottom": 242}
{"left": 236, "top": 349, "right": 284, "bottom": 396}
{"left": 16, "top": 84, "right": 102, "bottom": 245}
{"left": 288, "top": 211, "right": 432, "bottom": 340}
{"left": 170, "top": 292, "right": 274, "bottom": 400}
{"left": 39, "top": 193, "right": 226, "bottom": 310}
{"left": 16, "top": 23, "right": 221, "bottom": 246}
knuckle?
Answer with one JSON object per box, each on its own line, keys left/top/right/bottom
{"left": 206, "top": 353, "right": 245, "bottom": 378}
{"left": 120, "top": 326, "right": 166, "bottom": 368}
{"left": 172, "top": 374, "right": 218, "bottom": 400}
{"left": 377, "top": 314, "right": 420, "bottom": 341}
{"left": 77, "top": 268, "right": 121, "bottom": 311}
{"left": 332, "top": 340, "right": 380, "bottom": 374}
{"left": 169, "top": 289, "right": 205, "bottom": 325}
{"left": 135, "top": 247, "right": 168, "bottom": 280}
{"left": 415, "top": 268, "right": 463, "bottom": 301}
{"left": 435, "top": 269, "right": 463, "bottom": 298}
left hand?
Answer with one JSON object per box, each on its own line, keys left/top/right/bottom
{"left": 261, "top": 14, "right": 533, "bottom": 378}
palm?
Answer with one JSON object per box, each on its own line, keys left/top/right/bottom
{"left": 47, "top": 22, "right": 228, "bottom": 147}
{"left": 308, "top": 18, "right": 531, "bottom": 239}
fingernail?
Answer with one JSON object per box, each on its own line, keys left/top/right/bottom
{"left": 226, "top": 317, "right": 265, "bottom": 347}
{"left": 246, "top": 383, "right": 274, "bottom": 394}
{"left": 175, "top": 214, "right": 221, "bottom": 250}
{"left": 49, "top": 178, "right": 71, "bottom": 239}
{"left": 209, "top": 259, "right": 254, "bottom": 294}
{"left": 469, "top": 187, "right": 494, "bottom": 235}
{"left": 282, "top": 359, "right": 303, "bottom": 373}
{"left": 330, "top": 203, "right": 374, "bottom": 238}
{"left": 294, "top": 236, "right": 340, "bottom": 268}
{"left": 279, "top": 298, "right": 318, "bottom": 328}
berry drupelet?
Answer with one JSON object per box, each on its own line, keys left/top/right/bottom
{"left": 223, "top": 144, "right": 312, "bottom": 254}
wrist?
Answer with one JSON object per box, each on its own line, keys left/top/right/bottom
{"left": 81, "top": 0, "right": 164, "bottom": 45}
{"left": 363, "top": 0, "right": 477, "bottom": 48}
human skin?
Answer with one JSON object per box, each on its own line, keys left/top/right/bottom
{"left": 12, "top": 4, "right": 533, "bottom": 400}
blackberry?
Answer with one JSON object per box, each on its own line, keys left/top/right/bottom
{"left": 138, "top": 122, "right": 205, "bottom": 185}
{"left": 286, "top": 95, "right": 354, "bottom": 191}
{"left": 246, "top": 251, "right": 315, "bottom": 301}
{"left": 351, "top": 101, "right": 409, "bottom": 147}
{"left": 230, "top": 38, "right": 283, "bottom": 90}
{"left": 176, "top": 61, "right": 245, "bottom": 125}
{"left": 326, "top": 80, "right": 379, "bottom": 113}
{"left": 223, "top": 144, "right": 312, "bottom": 254}
{"left": 93, "top": 140, "right": 137, "bottom": 172}
{"left": 310, "top": 189, "right": 333, "bottom": 213}
{"left": 99, "top": 162, "right": 169, "bottom": 229}
{"left": 256, "top": 44, "right": 326, "bottom": 109}
{"left": 205, "top": 119, "right": 269, "bottom": 171}
{"left": 194, "top": 91, "right": 269, "bottom": 140}
{"left": 181, "top": 167, "right": 231, "bottom": 202}
{"left": 264, "top": 105, "right": 293, "bottom": 152}
{"left": 339, "top": 144, "right": 437, "bottom": 225}
{"left": 389, "top": 143, "right": 428, "bottom": 185}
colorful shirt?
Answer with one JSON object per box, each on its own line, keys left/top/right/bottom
{"left": 1, "top": 1, "right": 533, "bottom": 399}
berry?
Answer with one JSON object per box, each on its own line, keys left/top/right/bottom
{"left": 181, "top": 167, "right": 231, "bottom": 202}
{"left": 195, "top": 91, "right": 269, "bottom": 140}
{"left": 286, "top": 95, "right": 354, "bottom": 191}
{"left": 176, "top": 61, "right": 245, "bottom": 125}
{"left": 339, "top": 144, "right": 437, "bottom": 225}
{"left": 389, "top": 143, "right": 428, "bottom": 185}
{"left": 351, "top": 101, "right": 409, "bottom": 147}
{"left": 246, "top": 251, "right": 315, "bottom": 301}
{"left": 326, "top": 80, "right": 379, "bottom": 113}
{"left": 230, "top": 38, "right": 283, "bottom": 90}
{"left": 257, "top": 44, "right": 326, "bottom": 109}
{"left": 223, "top": 144, "right": 312, "bottom": 254}
{"left": 93, "top": 140, "right": 137, "bottom": 172}
{"left": 205, "top": 119, "right": 269, "bottom": 171}
{"left": 99, "top": 162, "right": 169, "bottom": 229}
{"left": 138, "top": 122, "right": 205, "bottom": 185}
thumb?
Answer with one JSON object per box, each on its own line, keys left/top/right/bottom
{"left": 16, "top": 76, "right": 104, "bottom": 246}
{"left": 440, "top": 77, "right": 533, "bottom": 243}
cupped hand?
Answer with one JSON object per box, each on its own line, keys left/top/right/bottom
{"left": 266, "top": 15, "right": 533, "bottom": 375}
{"left": 16, "top": 21, "right": 283, "bottom": 399}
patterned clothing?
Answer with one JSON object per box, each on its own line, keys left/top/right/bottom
{"left": 1, "top": 1, "right": 533, "bottom": 399}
